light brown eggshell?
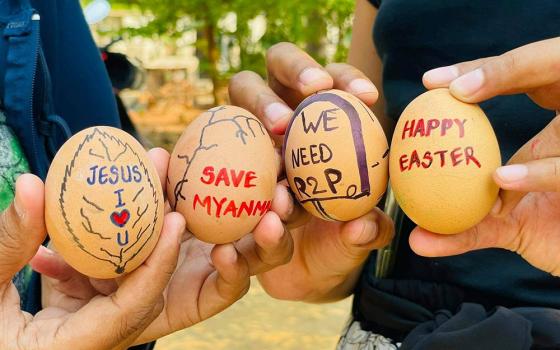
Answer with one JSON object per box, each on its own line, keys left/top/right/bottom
{"left": 283, "top": 89, "right": 389, "bottom": 221}
{"left": 167, "top": 106, "right": 276, "bottom": 244}
{"left": 45, "top": 126, "right": 164, "bottom": 279}
{"left": 389, "top": 88, "right": 501, "bottom": 234}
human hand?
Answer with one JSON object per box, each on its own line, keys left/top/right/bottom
{"left": 34, "top": 148, "right": 294, "bottom": 344}
{"left": 412, "top": 37, "right": 560, "bottom": 275}
{"left": 229, "top": 43, "right": 394, "bottom": 302}
{"left": 0, "top": 174, "right": 183, "bottom": 350}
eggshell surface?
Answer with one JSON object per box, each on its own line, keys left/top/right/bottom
{"left": 283, "top": 89, "right": 389, "bottom": 221}
{"left": 45, "top": 126, "right": 164, "bottom": 279}
{"left": 390, "top": 88, "right": 501, "bottom": 234}
{"left": 168, "top": 105, "right": 276, "bottom": 244}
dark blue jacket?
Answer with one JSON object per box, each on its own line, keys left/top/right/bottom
{"left": 1, "top": 1, "right": 153, "bottom": 349}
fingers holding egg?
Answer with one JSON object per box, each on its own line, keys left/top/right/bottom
{"left": 167, "top": 106, "right": 277, "bottom": 244}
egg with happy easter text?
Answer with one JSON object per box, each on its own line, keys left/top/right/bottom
{"left": 389, "top": 88, "right": 501, "bottom": 234}
{"left": 167, "top": 105, "right": 276, "bottom": 244}
{"left": 283, "top": 89, "right": 389, "bottom": 221}
{"left": 45, "top": 126, "right": 164, "bottom": 279}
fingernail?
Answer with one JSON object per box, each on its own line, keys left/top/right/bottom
{"left": 423, "top": 66, "right": 460, "bottom": 85}
{"left": 496, "top": 164, "right": 528, "bottom": 183}
{"left": 264, "top": 102, "right": 292, "bottom": 125}
{"left": 450, "top": 68, "right": 485, "bottom": 98}
{"left": 348, "top": 79, "right": 377, "bottom": 95}
{"left": 299, "top": 67, "right": 330, "bottom": 86}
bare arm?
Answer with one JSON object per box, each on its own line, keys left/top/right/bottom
{"left": 348, "top": 0, "right": 395, "bottom": 137}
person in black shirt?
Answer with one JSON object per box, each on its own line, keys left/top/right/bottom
{"left": 229, "top": 0, "right": 560, "bottom": 348}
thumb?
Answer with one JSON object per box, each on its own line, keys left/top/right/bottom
{"left": 448, "top": 38, "right": 560, "bottom": 104}
{"left": 0, "top": 174, "right": 46, "bottom": 285}
{"left": 337, "top": 208, "right": 394, "bottom": 271}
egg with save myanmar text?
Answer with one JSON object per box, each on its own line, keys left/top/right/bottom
{"left": 389, "top": 88, "right": 501, "bottom": 234}
{"left": 167, "top": 105, "right": 277, "bottom": 244}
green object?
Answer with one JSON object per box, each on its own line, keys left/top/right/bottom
{"left": 0, "top": 112, "right": 30, "bottom": 211}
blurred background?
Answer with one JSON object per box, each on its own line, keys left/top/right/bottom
{"left": 85, "top": 0, "right": 357, "bottom": 348}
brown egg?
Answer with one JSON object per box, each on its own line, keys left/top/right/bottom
{"left": 283, "top": 89, "right": 389, "bottom": 221}
{"left": 168, "top": 106, "right": 276, "bottom": 244}
{"left": 389, "top": 88, "right": 501, "bottom": 234}
{"left": 45, "top": 126, "right": 164, "bottom": 279}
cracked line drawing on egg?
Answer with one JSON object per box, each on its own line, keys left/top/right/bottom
{"left": 172, "top": 106, "right": 266, "bottom": 210}
{"left": 59, "top": 127, "right": 160, "bottom": 275}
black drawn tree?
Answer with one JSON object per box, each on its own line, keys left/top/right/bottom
{"left": 60, "top": 128, "right": 160, "bottom": 274}
{"left": 172, "top": 106, "right": 266, "bottom": 210}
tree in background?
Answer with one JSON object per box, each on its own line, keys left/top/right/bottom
{"left": 107, "top": 0, "right": 355, "bottom": 104}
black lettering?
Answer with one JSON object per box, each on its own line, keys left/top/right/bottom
{"left": 324, "top": 168, "right": 342, "bottom": 194}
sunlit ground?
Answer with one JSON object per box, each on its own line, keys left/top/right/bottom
{"left": 156, "top": 278, "right": 352, "bottom": 350}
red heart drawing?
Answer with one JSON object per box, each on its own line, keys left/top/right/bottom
{"left": 111, "top": 209, "right": 130, "bottom": 227}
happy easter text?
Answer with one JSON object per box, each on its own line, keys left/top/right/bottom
{"left": 397, "top": 118, "right": 482, "bottom": 172}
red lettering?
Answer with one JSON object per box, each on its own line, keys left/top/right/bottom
{"left": 244, "top": 171, "right": 257, "bottom": 188}
{"left": 450, "top": 147, "right": 463, "bottom": 166}
{"left": 413, "top": 119, "right": 426, "bottom": 137}
{"left": 399, "top": 154, "right": 409, "bottom": 172}
{"left": 200, "top": 166, "right": 215, "bottom": 185}
{"left": 434, "top": 150, "right": 447, "bottom": 167}
{"left": 215, "top": 168, "right": 231, "bottom": 187}
{"left": 252, "top": 200, "right": 271, "bottom": 216}
{"left": 212, "top": 196, "right": 228, "bottom": 218}
{"left": 454, "top": 119, "right": 467, "bottom": 138}
{"left": 222, "top": 200, "right": 238, "bottom": 217}
{"left": 408, "top": 150, "right": 421, "bottom": 170}
{"left": 421, "top": 151, "right": 433, "bottom": 168}
{"left": 238, "top": 200, "right": 255, "bottom": 217}
{"left": 193, "top": 194, "right": 212, "bottom": 216}
{"left": 426, "top": 119, "right": 440, "bottom": 136}
{"left": 465, "top": 147, "right": 481, "bottom": 168}
{"left": 230, "top": 169, "right": 245, "bottom": 187}
{"left": 441, "top": 119, "right": 453, "bottom": 136}
{"left": 402, "top": 119, "right": 415, "bottom": 140}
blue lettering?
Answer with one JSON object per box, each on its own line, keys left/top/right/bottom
{"left": 121, "top": 165, "right": 132, "bottom": 183}
{"left": 132, "top": 165, "right": 142, "bottom": 183}
{"left": 99, "top": 166, "right": 108, "bottom": 184}
{"left": 114, "top": 189, "right": 125, "bottom": 208}
{"left": 87, "top": 165, "right": 98, "bottom": 185}
{"left": 117, "top": 231, "right": 129, "bottom": 246}
{"left": 109, "top": 166, "right": 119, "bottom": 185}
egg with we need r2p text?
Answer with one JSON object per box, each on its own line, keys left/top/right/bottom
{"left": 283, "top": 89, "right": 389, "bottom": 222}
{"left": 168, "top": 105, "right": 277, "bottom": 244}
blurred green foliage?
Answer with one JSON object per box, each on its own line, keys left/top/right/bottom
{"left": 103, "top": 0, "right": 355, "bottom": 102}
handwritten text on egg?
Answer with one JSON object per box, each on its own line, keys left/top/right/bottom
{"left": 193, "top": 166, "right": 271, "bottom": 218}
{"left": 398, "top": 118, "right": 482, "bottom": 172}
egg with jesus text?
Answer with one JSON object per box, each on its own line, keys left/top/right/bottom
{"left": 283, "top": 89, "right": 389, "bottom": 221}
{"left": 45, "top": 126, "right": 164, "bottom": 279}
{"left": 167, "top": 105, "right": 276, "bottom": 244}
{"left": 389, "top": 88, "right": 501, "bottom": 234}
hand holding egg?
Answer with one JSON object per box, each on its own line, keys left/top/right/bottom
{"left": 230, "top": 45, "right": 395, "bottom": 303}
{"left": 410, "top": 38, "right": 560, "bottom": 275}
{"left": 45, "top": 126, "right": 165, "bottom": 279}
{"left": 36, "top": 127, "right": 293, "bottom": 344}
